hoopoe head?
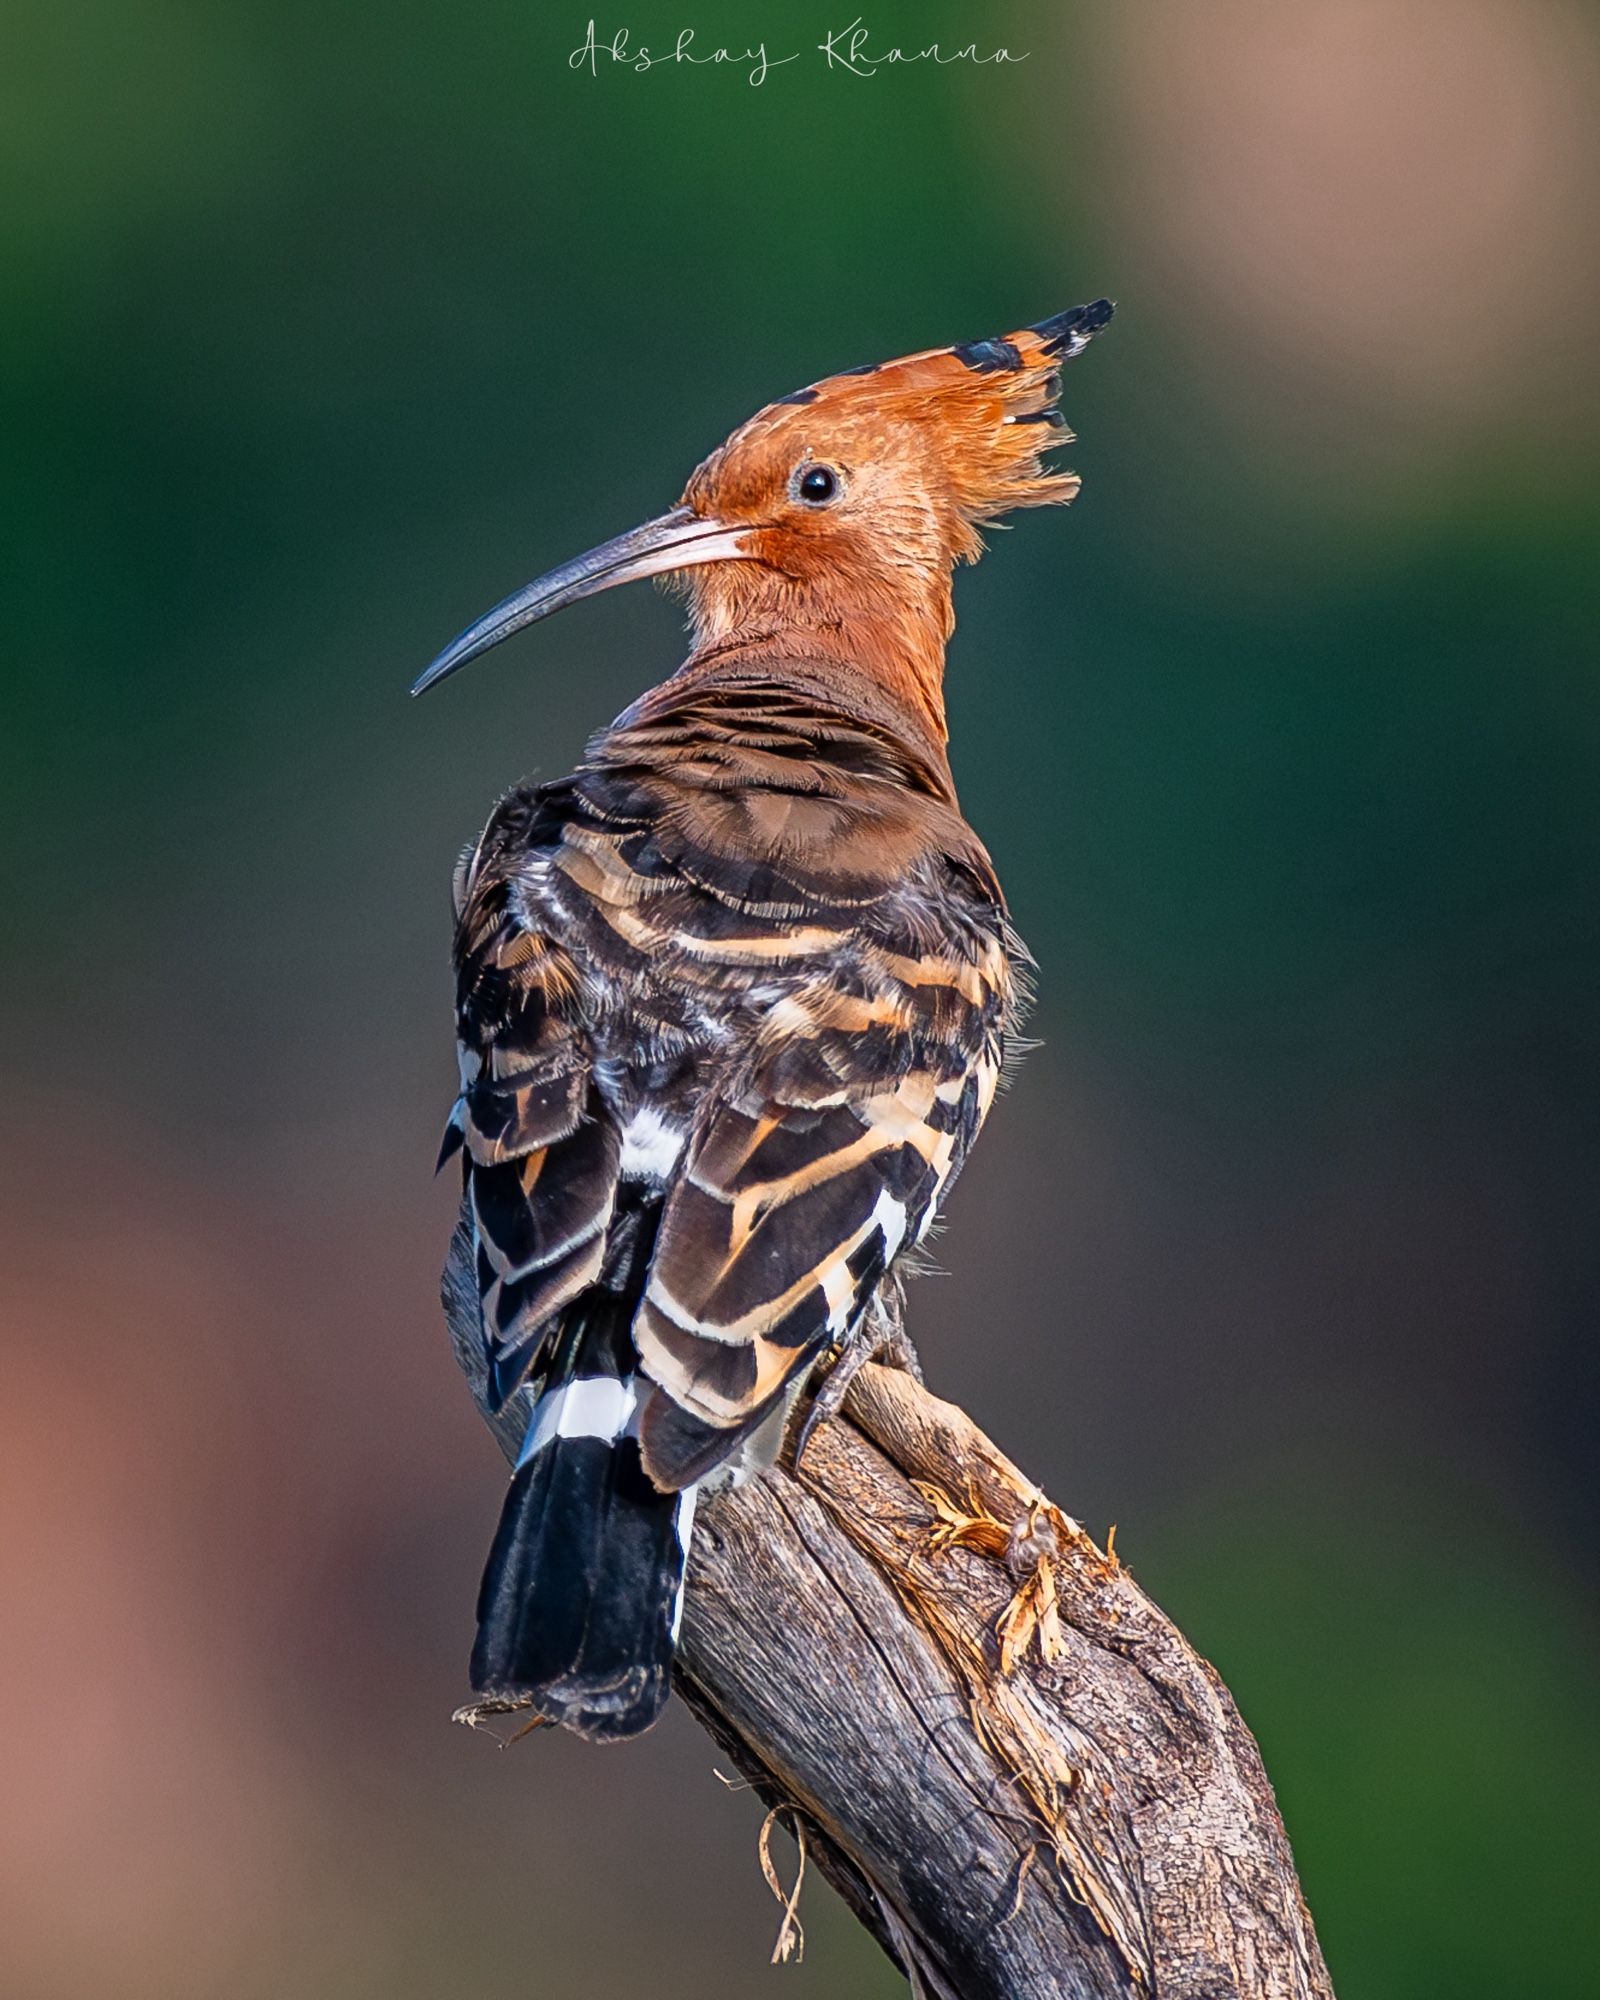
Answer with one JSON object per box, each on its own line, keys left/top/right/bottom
{"left": 415, "top": 301, "right": 1113, "bottom": 737}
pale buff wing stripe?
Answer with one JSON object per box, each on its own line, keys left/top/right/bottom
{"left": 633, "top": 1019, "right": 999, "bottom": 1490}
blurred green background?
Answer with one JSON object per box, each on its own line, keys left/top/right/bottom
{"left": 4, "top": 1, "right": 1598, "bottom": 1994}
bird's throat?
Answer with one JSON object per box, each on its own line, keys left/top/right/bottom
{"left": 684, "top": 570, "right": 954, "bottom": 748}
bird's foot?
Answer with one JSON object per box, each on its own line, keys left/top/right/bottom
{"left": 874, "top": 1317, "right": 924, "bottom": 1385}
{"left": 792, "top": 1323, "right": 924, "bottom": 1469}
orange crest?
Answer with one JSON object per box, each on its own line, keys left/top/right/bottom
{"left": 685, "top": 300, "right": 1113, "bottom": 562}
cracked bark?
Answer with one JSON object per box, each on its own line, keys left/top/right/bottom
{"left": 457, "top": 1239, "right": 1333, "bottom": 2000}
{"left": 677, "top": 1367, "right": 1332, "bottom": 1999}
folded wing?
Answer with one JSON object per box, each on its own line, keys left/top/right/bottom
{"left": 446, "top": 805, "right": 620, "bottom": 1414}
{"left": 634, "top": 879, "right": 1010, "bottom": 1488}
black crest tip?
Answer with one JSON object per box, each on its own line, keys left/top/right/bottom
{"left": 1031, "top": 298, "right": 1116, "bottom": 358}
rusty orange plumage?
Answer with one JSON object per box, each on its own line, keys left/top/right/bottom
{"left": 420, "top": 299, "right": 1113, "bottom": 1738}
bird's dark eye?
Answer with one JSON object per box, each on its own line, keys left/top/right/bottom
{"left": 795, "top": 463, "right": 840, "bottom": 506}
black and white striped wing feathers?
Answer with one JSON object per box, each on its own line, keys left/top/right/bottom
{"left": 446, "top": 806, "right": 622, "bottom": 1415}
{"left": 633, "top": 891, "right": 1009, "bottom": 1489}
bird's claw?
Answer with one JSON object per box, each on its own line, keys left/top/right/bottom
{"left": 792, "top": 1323, "right": 923, "bottom": 1468}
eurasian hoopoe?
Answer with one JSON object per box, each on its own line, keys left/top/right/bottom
{"left": 419, "top": 299, "right": 1113, "bottom": 1738}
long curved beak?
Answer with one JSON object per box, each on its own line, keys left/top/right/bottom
{"left": 412, "top": 505, "right": 760, "bottom": 697}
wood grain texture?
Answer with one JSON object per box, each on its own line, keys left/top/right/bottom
{"left": 473, "top": 1349, "right": 1333, "bottom": 1997}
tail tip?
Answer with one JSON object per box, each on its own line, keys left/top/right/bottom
{"left": 468, "top": 1653, "right": 671, "bottom": 1742}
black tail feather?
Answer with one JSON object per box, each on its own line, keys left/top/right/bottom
{"left": 469, "top": 1191, "right": 689, "bottom": 1741}
{"left": 470, "top": 1431, "right": 685, "bottom": 1739}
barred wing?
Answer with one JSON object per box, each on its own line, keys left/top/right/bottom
{"left": 634, "top": 892, "right": 1010, "bottom": 1489}
{"left": 446, "top": 811, "right": 621, "bottom": 1414}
